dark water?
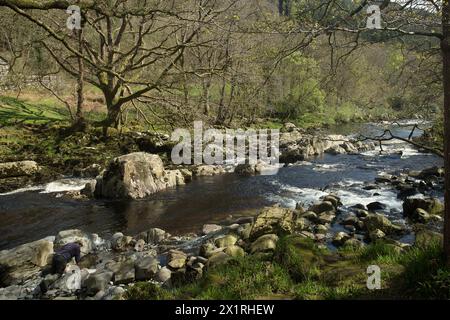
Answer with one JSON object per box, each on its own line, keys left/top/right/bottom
{"left": 0, "top": 121, "right": 443, "bottom": 250}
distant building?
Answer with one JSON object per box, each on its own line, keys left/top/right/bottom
{"left": 0, "top": 57, "right": 9, "bottom": 81}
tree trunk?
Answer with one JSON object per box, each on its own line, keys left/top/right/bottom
{"left": 216, "top": 77, "right": 227, "bottom": 125}
{"left": 75, "top": 27, "right": 85, "bottom": 123}
{"left": 202, "top": 77, "right": 211, "bottom": 116}
{"left": 102, "top": 102, "right": 122, "bottom": 136}
{"left": 441, "top": 0, "right": 450, "bottom": 265}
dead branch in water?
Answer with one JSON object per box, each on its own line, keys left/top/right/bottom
{"left": 357, "top": 128, "right": 444, "bottom": 158}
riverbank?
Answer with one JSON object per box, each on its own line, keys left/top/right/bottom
{"left": 0, "top": 120, "right": 447, "bottom": 300}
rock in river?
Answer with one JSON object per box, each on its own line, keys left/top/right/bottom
{"left": 94, "top": 152, "right": 185, "bottom": 199}
{"left": 403, "top": 198, "right": 443, "bottom": 218}
{"left": 0, "top": 161, "right": 40, "bottom": 178}
{"left": 364, "top": 214, "right": 404, "bottom": 235}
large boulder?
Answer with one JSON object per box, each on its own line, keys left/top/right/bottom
{"left": 94, "top": 152, "right": 184, "bottom": 199}
{"left": 0, "top": 238, "right": 54, "bottom": 269}
{"left": 364, "top": 214, "right": 404, "bottom": 235}
{"left": 155, "top": 267, "right": 172, "bottom": 283}
{"left": 234, "top": 162, "right": 271, "bottom": 176}
{"left": 403, "top": 198, "right": 443, "bottom": 218}
{"left": 0, "top": 161, "right": 40, "bottom": 178}
{"left": 54, "top": 229, "right": 95, "bottom": 255}
{"left": 224, "top": 246, "right": 245, "bottom": 258}
{"left": 411, "top": 208, "right": 432, "bottom": 223}
{"left": 137, "top": 228, "right": 168, "bottom": 244}
{"left": 250, "top": 207, "right": 295, "bottom": 240}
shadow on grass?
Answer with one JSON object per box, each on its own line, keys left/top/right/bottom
{"left": 0, "top": 96, "right": 69, "bottom": 126}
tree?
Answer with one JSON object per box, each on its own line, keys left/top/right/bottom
{"left": 0, "top": 0, "right": 239, "bottom": 134}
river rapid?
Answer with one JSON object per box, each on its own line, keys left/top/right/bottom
{"left": 0, "top": 121, "right": 443, "bottom": 250}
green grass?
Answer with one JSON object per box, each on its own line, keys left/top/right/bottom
{"left": 0, "top": 96, "right": 69, "bottom": 126}
{"left": 125, "top": 236, "right": 450, "bottom": 301}
{"left": 396, "top": 240, "right": 449, "bottom": 299}
{"left": 126, "top": 256, "right": 294, "bottom": 300}
{"left": 356, "top": 241, "right": 403, "bottom": 265}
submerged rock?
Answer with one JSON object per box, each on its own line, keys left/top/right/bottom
{"left": 417, "top": 166, "right": 444, "bottom": 179}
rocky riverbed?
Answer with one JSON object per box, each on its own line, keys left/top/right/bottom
{"left": 0, "top": 166, "right": 444, "bottom": 300}
{"left": 0, "top": 121, "right": 445, "bottom": 300}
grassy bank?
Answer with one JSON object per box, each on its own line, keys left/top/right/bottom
{"left": 125, "top": 236, "right": 450, "bottom": 300}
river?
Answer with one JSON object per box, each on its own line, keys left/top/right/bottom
{"left": 0, "top": 121, "right": 444, "bottom": 250}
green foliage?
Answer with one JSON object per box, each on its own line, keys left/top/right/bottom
{"left": 179, "top": 257, "right": 293, "bottom": 300}
{"left": 0, "top": 96, "right": 68, "bottom": 126}
{"left": 272, "top": 53, "right": 326, "bottom": 121}
{"left": 125, "top": 282, "right": 174, "bottom": 300}
{"left": 274, "top": 236, "right": 324, "bottom": 282}
{"left": 123, "top": 237, "right": 450, "bottom": 301}
{"left": 398, "top": 240, "right": 449, "bottom": 299}
{"left": 357, "top": 241, "right": 402, "bottom": 265}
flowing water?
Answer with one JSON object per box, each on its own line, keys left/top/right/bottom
{"left": 0, "top": 121, "right": 444, "bottom": 250}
